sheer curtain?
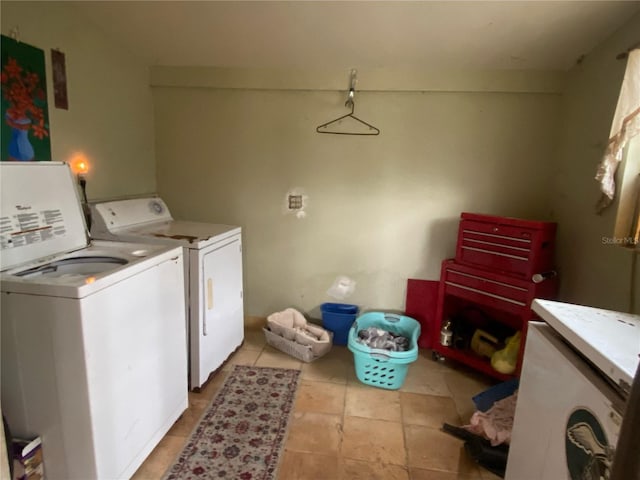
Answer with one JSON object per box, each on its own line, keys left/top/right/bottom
{"left": 595, "top": 49, "right": 640, "bottom": 213}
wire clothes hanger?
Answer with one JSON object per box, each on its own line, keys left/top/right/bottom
{"left": 316, "top": 70, "right": 380, "bottom": 136}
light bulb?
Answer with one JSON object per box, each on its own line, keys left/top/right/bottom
{"left": 69, "top": 154, "right": 90, "bottom": 175}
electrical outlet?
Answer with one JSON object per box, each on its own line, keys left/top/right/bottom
{"left": 288, "top": 195, "right": 303, "bottom": 210}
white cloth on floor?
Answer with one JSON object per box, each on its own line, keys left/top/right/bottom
{"left": 463, "top": 391, "right": 518, "bottom": 446}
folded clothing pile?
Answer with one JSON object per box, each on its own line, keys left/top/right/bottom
{"left": 267, "top": 308, "right": 331, "bottom": 356}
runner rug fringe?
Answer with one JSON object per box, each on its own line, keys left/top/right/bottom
{"left": 163, "top": 365, "right": 301, "bottom": 480}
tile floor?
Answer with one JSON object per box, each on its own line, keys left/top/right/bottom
{"left": 132, "top": 326, "right": 504, "bottom": 480}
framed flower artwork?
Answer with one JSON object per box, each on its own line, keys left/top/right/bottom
{"left": 1, "top": 34, "right": 52, "bottom": 161}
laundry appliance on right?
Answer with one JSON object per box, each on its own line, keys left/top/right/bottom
{"left": 90, "top": 197, "right": 244, "bottom": 390}
{"left": 505, "top": 299, "right": 639, "bottom": 480}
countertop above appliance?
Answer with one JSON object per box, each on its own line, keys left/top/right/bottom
{"left": 532, "top": 299, "right": 640, "bottom": 395}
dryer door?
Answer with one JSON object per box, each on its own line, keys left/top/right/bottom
{"left": 191, "top": 234, "right": 244, "bottom": 389}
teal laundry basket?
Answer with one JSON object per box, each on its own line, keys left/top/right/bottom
{"left": 348, "top": 312, "right": 420, "bottom": 390}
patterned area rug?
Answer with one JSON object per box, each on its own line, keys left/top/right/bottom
{"left": 163, "top": 365, "right": 300, "bottom": 480}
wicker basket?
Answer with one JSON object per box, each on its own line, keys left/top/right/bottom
{"left": 263, "top": 327, "right": 332, "bottom": 362}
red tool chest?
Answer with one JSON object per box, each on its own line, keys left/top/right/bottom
{"left": 456, "top": 212, "right": 556, "bottom": 280}
{"left": 432, "top": 259, "right": 558, "bottom": 380}
{"left": 431, "top": 212, "right": 558, "bottom": 381}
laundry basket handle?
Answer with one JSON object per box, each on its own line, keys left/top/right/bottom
{"left": 370, "top": 352, "right": 391, "bottom": 362}
{"left": 383, "top": 314, "right": 401, "bottom": 323}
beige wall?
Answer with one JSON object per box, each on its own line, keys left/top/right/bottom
{"left": 553, "top": 12, "right": 640, "bottom": 313}
{"left": 1, "top": 1, "right": 156, "bottom": 200}
{"left": 3, "top": 1, "right": 637, "bottom": 316}
{"left": 152, "top": 72, "right": 562, "bottom": 317}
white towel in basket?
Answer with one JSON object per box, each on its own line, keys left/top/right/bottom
{"left": 267, "top": 308, "right": 331, "bottom": 356}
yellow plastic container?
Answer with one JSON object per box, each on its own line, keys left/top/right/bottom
{"left": 470, "top": 329, "right": 499, "bottom": 358}
{"left": 491, "top": 331, "right": 521, "bottom": 375}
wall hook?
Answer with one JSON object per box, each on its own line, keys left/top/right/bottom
{"left": 345, "top": 69, "right": 357, "bottom": 107}
{"left": 316, "top": 68, "right": 380, "bottom": 136}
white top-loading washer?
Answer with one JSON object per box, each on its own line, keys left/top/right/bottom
{"left": 90, "top": 196, "right": 244, "bottom": 390}
{"left": 1, "top": 162, "right": 188, "bottom": 479}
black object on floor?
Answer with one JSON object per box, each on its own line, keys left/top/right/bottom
{"left": 442, "top": 423, "right": 508, "bottom": 478}
{"left": 442, "top": 422, "right": 480, "bottom": 441}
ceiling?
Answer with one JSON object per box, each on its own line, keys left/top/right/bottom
{"left": 72, "top": 1, "right": 640, "bottom": 71}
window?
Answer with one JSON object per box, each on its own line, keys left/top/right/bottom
{"left": 613, "top": 135, "right": 640, "bottom": 249}
{"left": 596, "top": 48, "right": 639, "bottom": 249}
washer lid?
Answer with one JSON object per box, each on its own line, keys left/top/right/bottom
{"left": 1, "top": 162, "right": 88, "bottom": 271}
{"left": 532, "top": 299, "right": 640, "bottom": 394}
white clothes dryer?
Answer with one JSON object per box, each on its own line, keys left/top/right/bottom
{"left": 0, "top": 162, "right": 188, "bottom": 480}
{"left": 90, "top": 196, "right": 244, "bottom": 390}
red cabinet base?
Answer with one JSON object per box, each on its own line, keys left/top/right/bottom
{"left": 432, "top": 259, "right": 558, "bottom": 381}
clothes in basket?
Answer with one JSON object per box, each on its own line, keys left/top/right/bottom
{"left": 356, "top": 327, "right": 410, "bottom": 351}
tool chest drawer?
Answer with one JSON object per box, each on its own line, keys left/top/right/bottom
{"left": 456, "top": 212, "right": 556, "bottom": 280}
{"left": 444, "top": 268, "right": 528, "bottom": 316}
{"left": 440, "top": 260, "right": 557, "bottom": 318}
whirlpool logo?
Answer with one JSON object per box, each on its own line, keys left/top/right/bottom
{"left": 565, "top": 408, "right": 614, "bottom": 480}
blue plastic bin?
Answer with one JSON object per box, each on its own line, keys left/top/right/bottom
{"left": 321, "top": 303, "right": 359, "bottom": 345}
{"left": 348, "top": 312, "right": 421, "bottom": 390}
{"left": 472, "top": 378, "right": 519, "bottom": 412}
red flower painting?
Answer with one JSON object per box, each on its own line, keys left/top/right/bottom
{"left": 1, "top": 56, "right": 48, "bottom": 139}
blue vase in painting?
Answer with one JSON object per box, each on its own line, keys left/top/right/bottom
{"left": 6, "top": 114, "right": 35, "bottom": 161}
